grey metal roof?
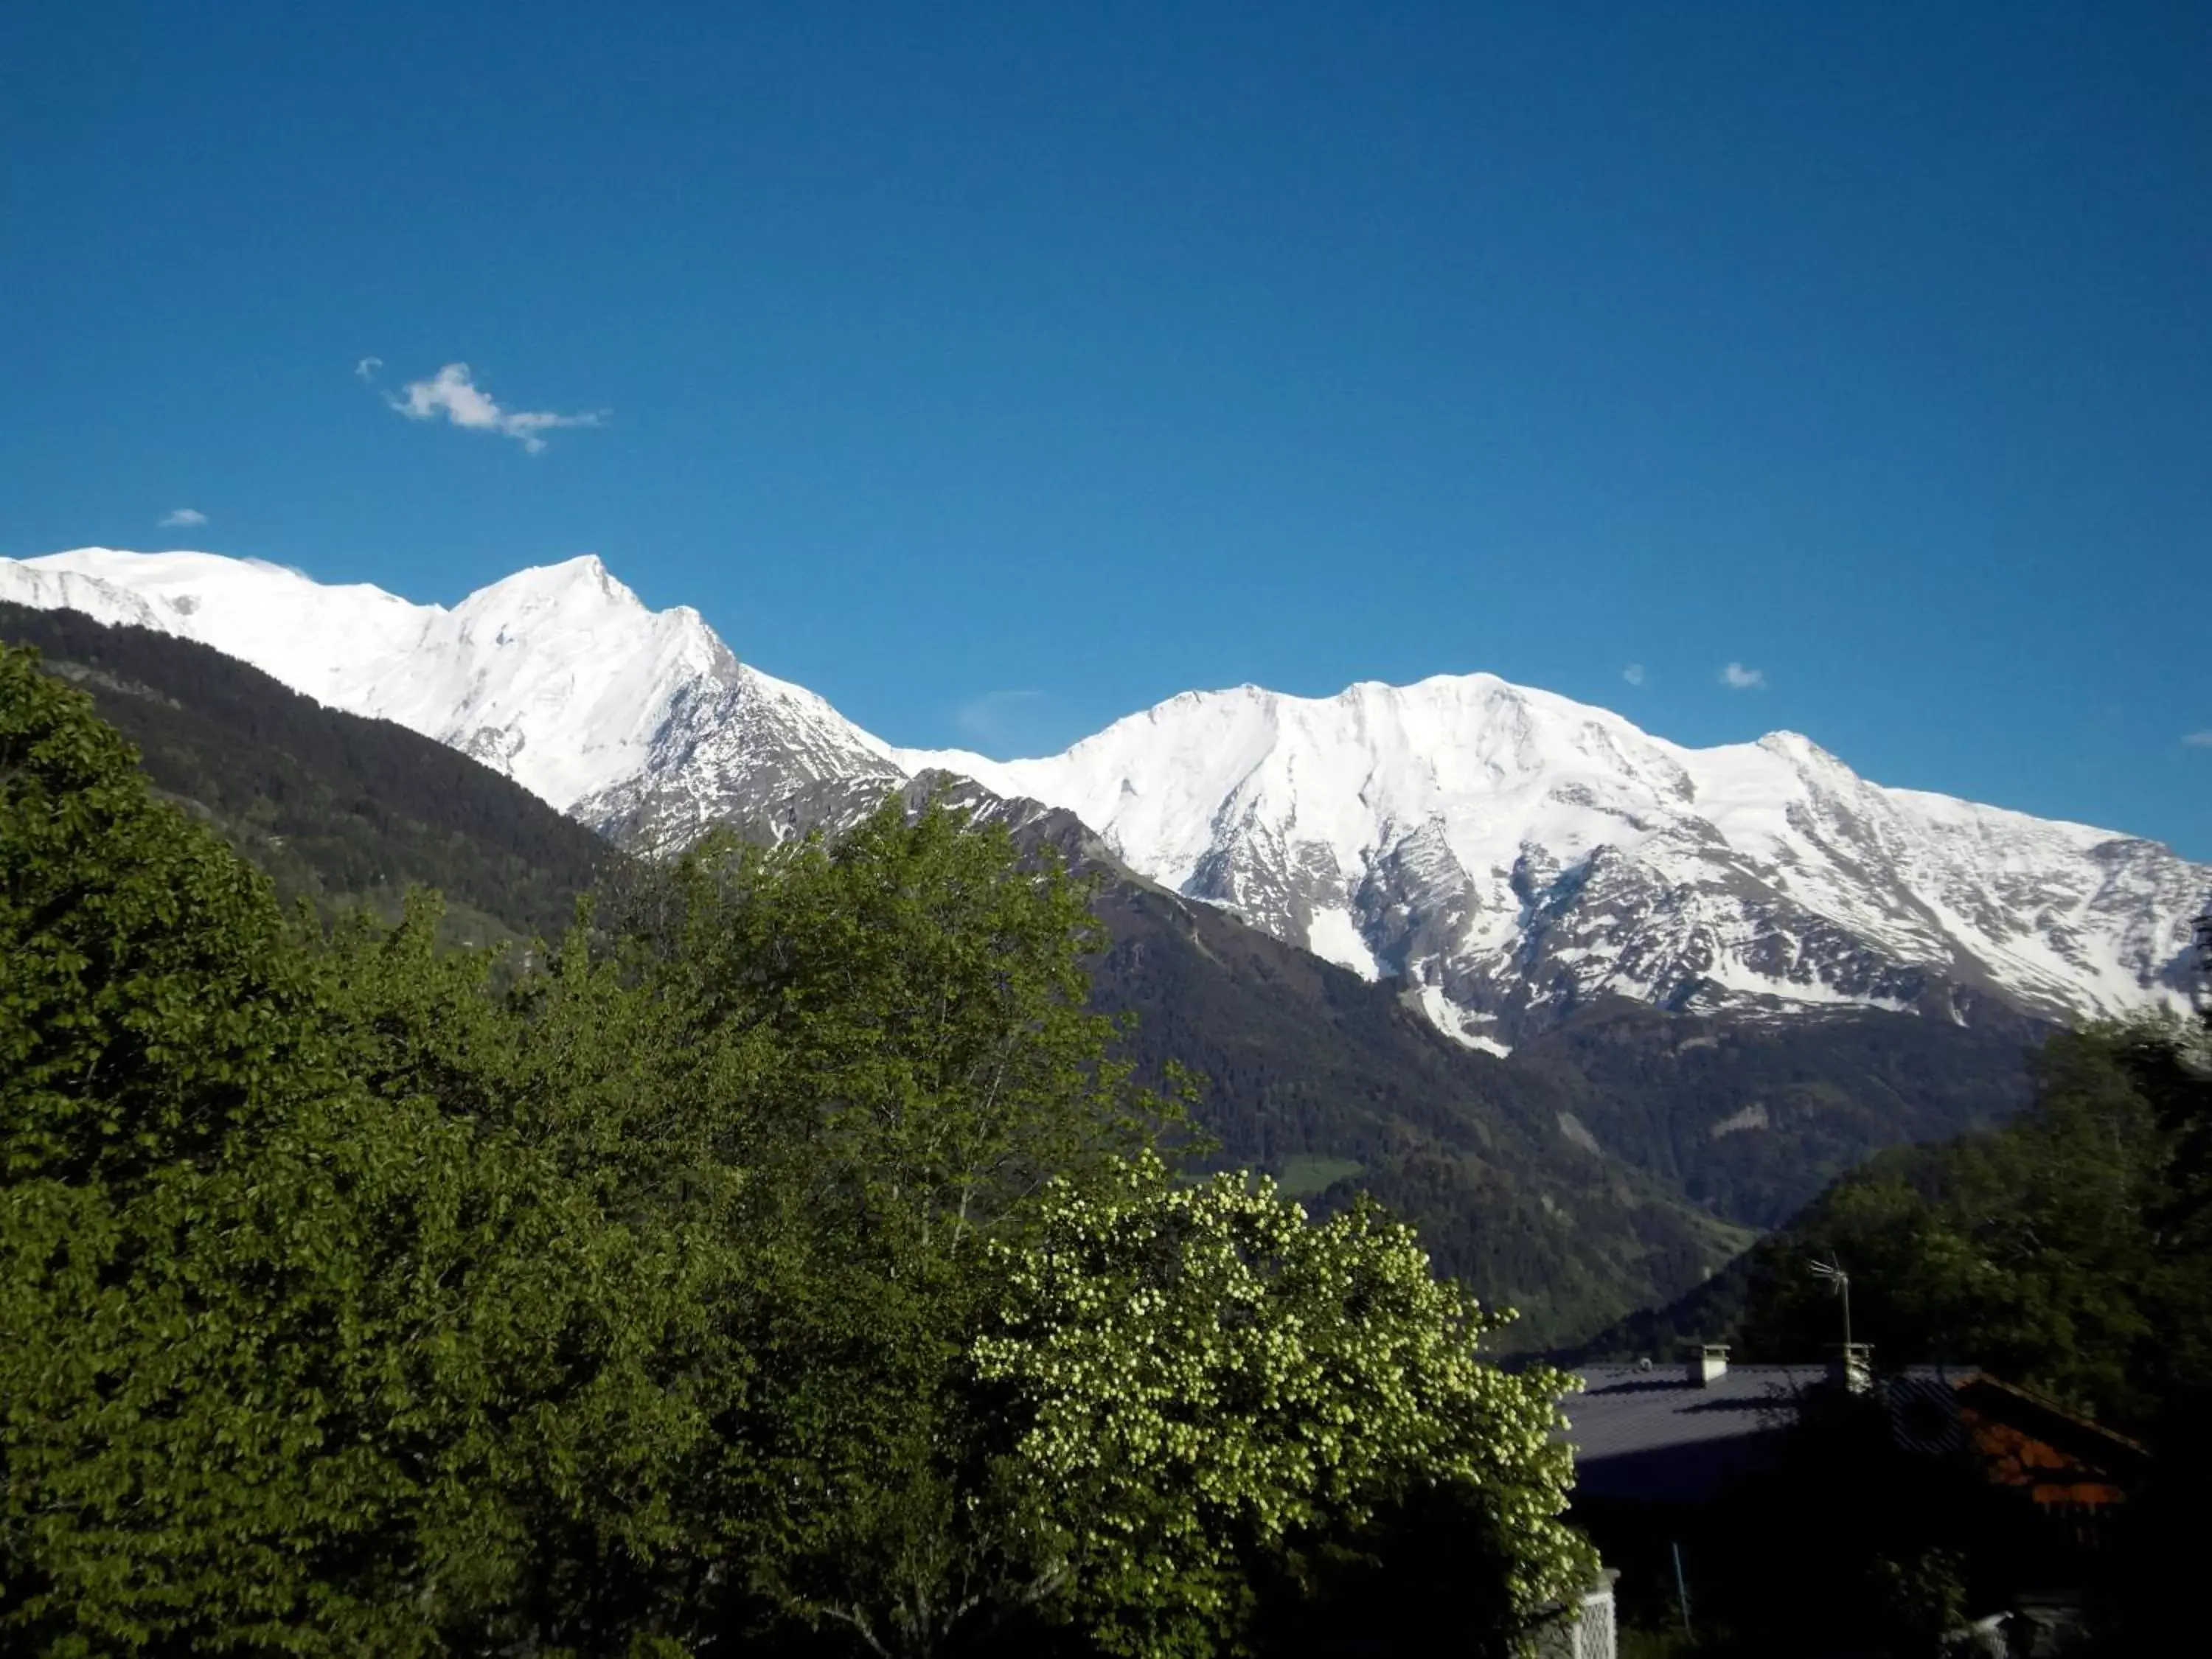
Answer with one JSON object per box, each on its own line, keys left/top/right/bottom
{"left": 1559, "top": 1363, "right": 1964, "bottom": 1504}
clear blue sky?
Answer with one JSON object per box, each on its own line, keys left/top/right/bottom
{"left": 4, "top": 3, "right": 2207, "bottom": 855}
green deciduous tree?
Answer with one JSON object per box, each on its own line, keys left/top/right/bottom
{"left": 607, "top": 804, "right": 1198, "bottom": 1654}
{"left": 1, "top": 647, "right": 747, "bottom": 1652}
{"left": 975, "top": 1157, "right": 1596, "bottom": 1658}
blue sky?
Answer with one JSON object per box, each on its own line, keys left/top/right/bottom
{"left": 4, "top": 3, "right": 2207, "bottom": 855}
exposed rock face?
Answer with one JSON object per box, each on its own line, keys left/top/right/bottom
{"left": 903, "top": 680, "right": 2205, "bottom": 1042}
{"left": 8, "top": 548, "right": 2202, "bottom": 1045}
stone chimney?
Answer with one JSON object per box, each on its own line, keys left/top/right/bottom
{"left": 1830, "top": 1342, "right": 1874, "bottom": 1395}
{"left": 1687, "top": 1343, "right": 1729, "bottom": 1387}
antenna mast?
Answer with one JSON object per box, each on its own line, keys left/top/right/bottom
{"left": 1810, "top": 1254, "right": 1851, "bottom": 1351}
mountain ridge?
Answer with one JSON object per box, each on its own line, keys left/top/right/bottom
{"left": 5, "top": 546, "right": 2200, "bottom": 1047}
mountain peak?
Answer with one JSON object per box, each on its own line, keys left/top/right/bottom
{"left": 456, "top": 553, "right": 638, "bottom": 616}
{"left": 4, "top": 546, "right": 2199, "bottom": 1037}
{"left": 896, "top": 667, "right": 2204, "bottom": 1034}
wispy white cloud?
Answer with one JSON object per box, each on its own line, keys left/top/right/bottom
{"left": 159, "top": 507, "right": 208, "bottom": 528}
{"left": 1719, "top": 661, "right": 1767, "bottom": 692}
{"left": 2184, "top": 731, "right": 2212, "bottom": 748}
{"left": 354, "top": 355, "right": 383, "bottom": 380}
{"left": 1621, "top": 662, "right": 1646, "bottom": 687}
{"left": 953, "top": 689, "right": 1048, "bottom": 751}
{"left": 389, "top": 363, "right": 605, "bottom": 453}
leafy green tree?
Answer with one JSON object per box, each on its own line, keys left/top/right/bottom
{"left": 312, "top": 899, "right": 760, "bottom": 1652}
{"left": 1, "top": 646, "right": 742, "bottom": 1653}
{"left": 1741, "top": 1016, "right": 2203, "bottom": 1428}
{"left": 608, "top": 803, "right": 1198, "bottom": 1653}
{"left": 974, "top": 1156, "right": 1596, "bottom": 1658}
{"left": 3, "top": 641, "right": 467, "bottom": 1649}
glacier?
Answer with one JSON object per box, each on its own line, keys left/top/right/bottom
{"left": 5, "top": 546, "right": 2203, "bottom": 1037}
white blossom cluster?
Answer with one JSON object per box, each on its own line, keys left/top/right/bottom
{"left": 975, "top": 1155, "right": 1596, "bottom": 1655}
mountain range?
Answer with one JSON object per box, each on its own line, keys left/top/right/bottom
{"left": 5, "top": 547, "right": 2201, "bottom": 1049}
{"left": 5, "top": 546, "right": 2204, "bottom": 1346}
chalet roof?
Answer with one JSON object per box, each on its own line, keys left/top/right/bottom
{"left": 1560, "top": 1363, "right": 1964, "bottom": 1504}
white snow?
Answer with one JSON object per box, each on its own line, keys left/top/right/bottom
{"left": 1, "top": 547, "right": 893, "bottom": 817}
{"left": 1408, "top": 984, "right": 1513, "bottom": 1056}
{"left": 897, "top": 675, "right": 2208, "bottom": 1030}
{"left": 7, "top": 546, "right": 2202, "bottom": 1037}
{"left": 1304, "top": 907, "right": 1380, "bottom": 980}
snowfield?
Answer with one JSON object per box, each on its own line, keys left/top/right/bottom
{"left": 7, "top": 546, "right": 2203, "bottom": 1037}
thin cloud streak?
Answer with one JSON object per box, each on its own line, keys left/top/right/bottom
{"left": 1719, "top": 662, "right": 1767, "bottom": 691}
{"left": 159, "top": 507, "right": 208, "bottom": 528}
{"left": 953, "top": 689, "right": 1050, "bottom": 753}
{"left": 1621, "top": 662, "right": 1646, "bottom": 686}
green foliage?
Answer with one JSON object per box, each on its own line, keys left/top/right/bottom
{"left": 599, "top": 802, "right": 1197, "bottom": 1653}
{"left": 3, "top": 641, "right": 463, "bottom": 1648}
{"left": 1739, "top": 1015, "right": 2211, "bottom": 1430}
{"left": 0, "top": 644, "right": 742, "bottom": 1651}
{"left": 976, "top": 1157, "right": 1596, "bottom": 1657}
{"left": 3, "top": 655, "right": 1597, "bottom": 1655}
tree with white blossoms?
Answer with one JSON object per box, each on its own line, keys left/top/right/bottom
{"left": 975, "top": 1154, "right": 1598, "bottom": 1658}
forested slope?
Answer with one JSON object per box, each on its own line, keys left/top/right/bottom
{"left": 0, "top": 601, "right": 610, "bottom": 942}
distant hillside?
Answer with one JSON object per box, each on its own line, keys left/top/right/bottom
{"left": 1, "top": 602, "right": 611, "bottom": 944}
{"left": 1566, "top": 1016, "right": 2212, "bottom": 1437}
{"left": 1506, "top": 997, "right": 2041, "bottom": 1228}
{"left": 1082, "top": 875, "right": 1758, "bottom": 1346}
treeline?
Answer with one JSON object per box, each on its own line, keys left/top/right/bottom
{"left": 0, "top": 644, "right": 1595, "bottom": 1657}
{"left": 1740, "top": 1017, "right": 2211, "bottom": 1437}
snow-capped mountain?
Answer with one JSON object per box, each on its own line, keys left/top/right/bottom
{"left": 6, "top": 547, "right": 2203, "bottom": 1040}
{"left": 898, "top": 680, "right": 2206, "bottom": 1043}
{"left": 0, "top": 548, "right": 903, "bottom": 844}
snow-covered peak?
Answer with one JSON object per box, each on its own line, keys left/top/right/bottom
{"left": 0, "top": 546, "right": 858, "bottom": 818}
{"left": 902, "top": 670, "right": 1703, "bottom": 889}
{"left": 5, "top": 546, "right": 2200, "bottom": 1037}
{"left": 900, "top": 672, "right": 2205, "bottom": 1032}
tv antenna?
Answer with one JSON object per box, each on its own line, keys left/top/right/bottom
{"left": 1809, "top": 1254, "right": 1852, "bottom": 1351}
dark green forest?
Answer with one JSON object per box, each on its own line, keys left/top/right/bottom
{"left": 0, "top": 601, "right": 611, "bottom": 944}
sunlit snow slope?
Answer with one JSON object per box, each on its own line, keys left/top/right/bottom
{"left": 0, "top": 548, "right": 900, "bottom": 843}
{"left": 898, "top": 678, "right": 2207, "bottom": 1040}
{"left": 7, "top": 547, "right": 2202, "bottom": 1040}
